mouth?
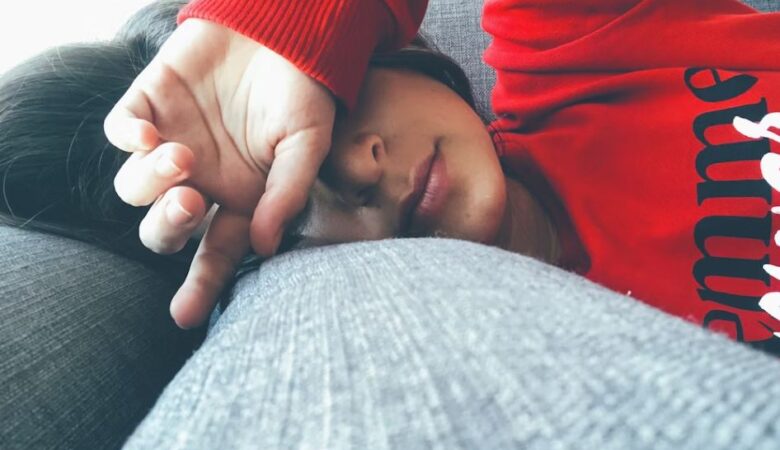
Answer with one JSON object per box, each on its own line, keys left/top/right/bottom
{"left": 399, "top": 144, "right": 449, "bottom": 236}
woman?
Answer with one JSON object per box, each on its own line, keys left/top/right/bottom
{"left": 4, "top": 0, "right": 770, "bottom": 445}
{"left": 111, "top": 0, "right": 780, "bottom": 348}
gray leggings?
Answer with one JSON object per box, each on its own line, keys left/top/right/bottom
{"left": 0, "top": 227, "right": 201, "bottom": 449}
{"left": 2, "top": 229, "right": 780, "bottom": 449}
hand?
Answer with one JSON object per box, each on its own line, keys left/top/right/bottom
{"left": 104, "top": 19, "right": 336, "bottom": 328}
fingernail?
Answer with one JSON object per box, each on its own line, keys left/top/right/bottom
{"left": 167, "top": 201, "right": 194, "bottom": 226}
{"left": 156, "top": 157, "right": 182, "bottom": 177}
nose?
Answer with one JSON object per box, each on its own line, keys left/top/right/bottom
{"left": 325, "top": 133, "right": 385, "bottom": 193}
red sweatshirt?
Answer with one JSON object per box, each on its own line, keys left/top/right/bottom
{"left": 179, "top": 0, "right": 780, "bottom": 352}
{"left": 178, "top": 0, "right": 428, "bottom": 109}
{"left": 482, "top": 0, "right": 780, "bottom": 352}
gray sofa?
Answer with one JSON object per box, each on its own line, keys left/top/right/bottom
{"left": 2, "top": 1, "right": 779, "bottom": 449}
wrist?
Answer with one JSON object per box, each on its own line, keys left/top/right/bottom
{"left": 178, "top": 0, "right": 394, "bottom": 110}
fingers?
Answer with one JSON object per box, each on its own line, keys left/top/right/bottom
{"left": 103, "top": 65, "right": 163, "bottom": 153}
{"left": 114, "top": 142, "right": 195, "bottom": 206}
{"left": 170, "top": 208, "right": 251, "bottom": 329}
{"left": 104, "top": 61, "right": 193, "bottom": 153}
{"left": 104, "top": 115, "right": 160, "bottom": 154}
{"left": 250, "top": 132, "right": 330, "bottom": 257}
{"left": 139, "top": 186, "right": 211, "bottom": 254}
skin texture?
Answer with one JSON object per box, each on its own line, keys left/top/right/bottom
{"left": 105, "top": 19, "right": 336, "bottom": 328}
{"left": 294, "top": 68, "right": 560, "bottom": 264}
{"left": 110, "top": 29, "right": 558, "bottom": 329}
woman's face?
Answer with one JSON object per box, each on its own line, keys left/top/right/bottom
{"left": 293, "top": 67, "right": 507, "bottom": 248}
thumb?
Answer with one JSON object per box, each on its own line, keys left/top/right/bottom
{"left": 170, "top": 208, "right": 250, "bottom": 329}
{"left": 250, "top": 129, "right": 331, "bottom": 256}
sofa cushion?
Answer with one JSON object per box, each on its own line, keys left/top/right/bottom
{"left": 421, "top": 0, "right": 495, "bottom": 122}
{"left": 747, "top": 0, "right": 779, "bottom": 12}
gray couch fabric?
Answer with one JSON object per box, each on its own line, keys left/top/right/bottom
{"left": 421, "top": 0, "right": 495, "bottom": 122}
{"left": 747, "top": 0, "right": 779, "bottom": 12}
{"left": 0, "top": 226, "right": 201, "bottom": 449}
{"left": 126, "top": 239, "right": 780, "bottom": 449}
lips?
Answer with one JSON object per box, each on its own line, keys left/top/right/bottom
{"left": 399, "top": 146, "right": 448, "bottom": 235}
{"left": 399, "top": 152, "right": 435, "bottom": 233}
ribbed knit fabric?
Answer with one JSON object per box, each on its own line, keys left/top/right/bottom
{"left": 177, "top": 0, "right": 428, "bottom": 109}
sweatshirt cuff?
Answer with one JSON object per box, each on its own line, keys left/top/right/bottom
{"left": 177, "top": 0, "right": 394, "bottom": 110}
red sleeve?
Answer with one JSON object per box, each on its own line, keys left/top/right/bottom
{"left": 177, "top": 0, "right": 428, "bottom": 110}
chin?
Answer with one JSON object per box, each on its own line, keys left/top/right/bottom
{"left": 433, "top": 162, "right": 507, "bottom": 244}
{"left": 470, "top": 184, "right": 508, "bottom": 245}
{"left": 470, "top": 216, "right": 504, "bottom": 245}
{"left": 437, "top": 202, "right": 505, "bottom": 245}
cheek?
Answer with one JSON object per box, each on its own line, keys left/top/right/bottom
{"left": 448, "top": 169, "right": 506, "bottom": 243}
{"left": 439, "top": 134, "right": 507, "bottom": 243}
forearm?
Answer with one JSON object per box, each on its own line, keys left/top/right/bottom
{"left": 178, "top": 0, "right": 428, "bottom": 109}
